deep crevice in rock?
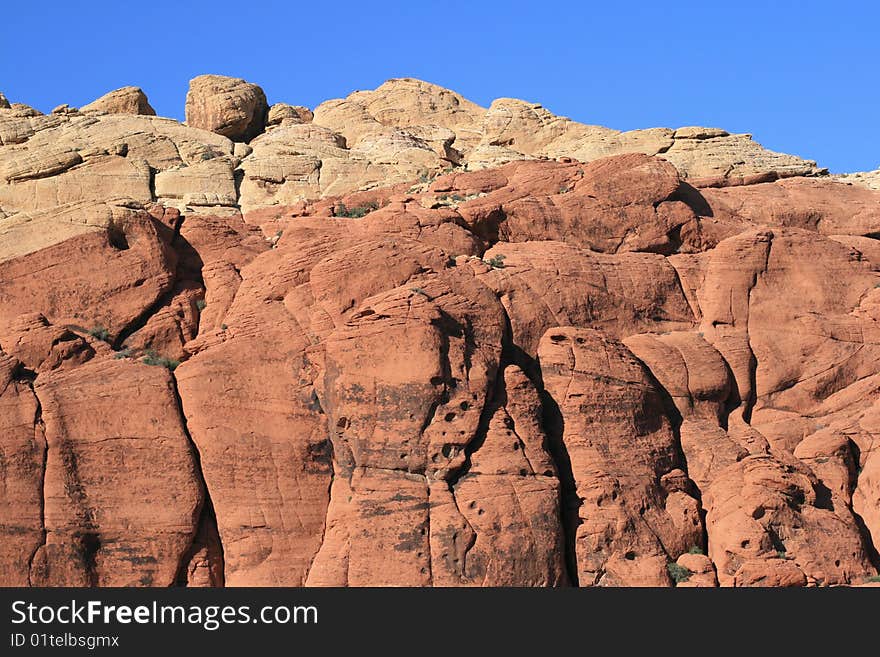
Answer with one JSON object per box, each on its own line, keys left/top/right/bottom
{"left": 112, "top": 216, "right": 205, "bottom": 352}
{"left": 671, "top": 181, "right": 713, "bottom": 217}
{"left": 168, "top": 372, "right": 226, "bottom": 587}
{"left": 112, "top": 285, "right": 179, "bottom": 350}
{"left": 742, "top": 233, "right": 773, "bottom": 424}
{"left": 536, "top": 384, "right": 580, "bottom": 587}
{"left": 480, "top": 308, "right": 582, "bottom": 587}
{"left": 79, "top": 532, "right": 101, "bottom": 587}
{"left": 305, "top": 406, "right": 335, "bottom": 585}
{"left": 636, "top": 358, "right": 712, "bottom": 560}
{"left": 848, "top": 440, "right": 880, "bottom": 570}
{"left": 25, "top": 380, "right": 47, "bottom": 587}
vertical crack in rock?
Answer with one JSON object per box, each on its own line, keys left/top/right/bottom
{"left": 668, "top": 260, "right": 701, "bottom": 323}
{"left": 429, "top": 309, "right": 479, "bottom": 580}
{"left": 507, "top": 343, "right": 582, "bottom": 584}
{"left": 636, "top": 358, "right": 712, "bottom": 558}
{"left": 113, "top": 285, "right": 182, "bottom": 350}
{"left": 463, "top": 305, "right": 581, "bottom": 586}
{"left": 147, "top": 165, "right": 157, "bottom": 203}
{"left": 112, "top": 212, "right": 205, "bottom": 351}
{"left": 24, "top": 375, "right": 47, "bottom": 586}
{"left": 537, "top": 385, "right": 581, "bottom": 586}
{"left": 423, "top": 473, "right": 435, "bottom": 586}
{"left": 439, "top": 313, "right": 488, "bottom": 578}
{"left": 442, "top": 477, "right": 476, "bottom": 580}
{"left": 168, "top": 372, "right": 225, "bottom": 586}
{"left": 742, "top": 233, "right": 773, "bottom": 424}
{"left": 168, "top": 210, "right": 185, "bottom": 247}
{"left": 233, "top": 167, "right": 245, "bottom": 208}
{"left": 32, "top": 374, "right": 103, "bottom": 587}
{"left": 848, "top": 440, "right": 880, "bottom": 569}
{"left": 305, "top": 396, "right": 335, "bottom": 584}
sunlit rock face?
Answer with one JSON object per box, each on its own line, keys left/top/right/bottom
{"left": 1, "top": 76, "right": 878, "bottom": 588}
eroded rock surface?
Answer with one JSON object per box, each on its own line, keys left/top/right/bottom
{"left": 1, "top": 77, "right": 878, "bottom": 588}
{"left": 185, "top": 75, "right": 268, "bottom": 142}
{"left": 81, "top": 87, "right": 156, "bottom": 116}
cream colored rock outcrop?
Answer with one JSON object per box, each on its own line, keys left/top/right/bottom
{"left": 185, "top": 74, "right": 268, "bottom": 142}
{"left": 81, "top": 86, "right": 156, "bottom": 116}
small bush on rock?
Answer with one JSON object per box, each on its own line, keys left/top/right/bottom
{"left": 142, "top": 349, "right": 180, "bottom": 371}
{"left": 334, "top": 201, "right": 379, "bottom": 218}
{"left": 484, "top": 254, "right": 507, "bottom": 269}
{"left": 667, "top": 562, "right": 692, "bottom": 584}
{"left": 88, "top": 326, "right": 111, "bottom": 342}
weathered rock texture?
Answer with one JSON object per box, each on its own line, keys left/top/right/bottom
{"left": 835, "top": 167, "right": 880, "bottom": 191}
{"left": 185, "top": 75, "right": 268, "bottom": 142}
{"left": 81, "top": 87, "right": 156, "bottom": 116}
{"left": 1, "top": 77, "right": 879, "bottom": 588}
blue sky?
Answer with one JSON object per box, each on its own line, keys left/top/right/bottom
{"left": 2, "top": 1, "right": 877, "bottom": 172}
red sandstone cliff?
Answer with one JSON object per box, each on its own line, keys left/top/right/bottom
{"left": 1, "top": 77, "right": 878, "bottom": 587}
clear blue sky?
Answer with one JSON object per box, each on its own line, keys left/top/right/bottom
{"left": 2, "top": 1, "right": 878, "bottom": 173}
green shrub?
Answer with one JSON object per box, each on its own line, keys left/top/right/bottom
{"left": 196, "top": 299, "right": 207, "bottom": 311}
{"left": 88, "top": 326, "right": 111, "bottom": 342}
{"left": 142, "top": 349, "right": 180, "bottom": 371}
{"left": 435, "top": 193, "right": 469, "bottom": 208}
{"left": 667, "top": 562, "right": 692, "bottom": 584}
{"left": 409, "top": 287, "right": 430, "bottom": 298}
{"left": 483, "top": 254, "right": 507, "bottom": 269}
{"left": 113, "top": 348, "right": 132, "bottom": 360}
{"left": 687, "top": 546, "right": 704, "bottom": 555}
{"left": 220, "top": 324, "right": 228, "bottom": 331}
{"left": 333, "top": 201, "right": 379, "bottom": 218}
{"left": 867, "top": 575, "right": 880, "bottom": 583}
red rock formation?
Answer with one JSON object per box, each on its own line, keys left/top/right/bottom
{"left": 1, "top": 79, "right": 880, "bottom": 587}
{"left": 0, "top": 353, "right": 45, "bottom": 586}
{"left": 538, "top": 328, "right": 704, "bottom": 586}
{"left": 31, "top": 357, "right": 204, "bottom": 586}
